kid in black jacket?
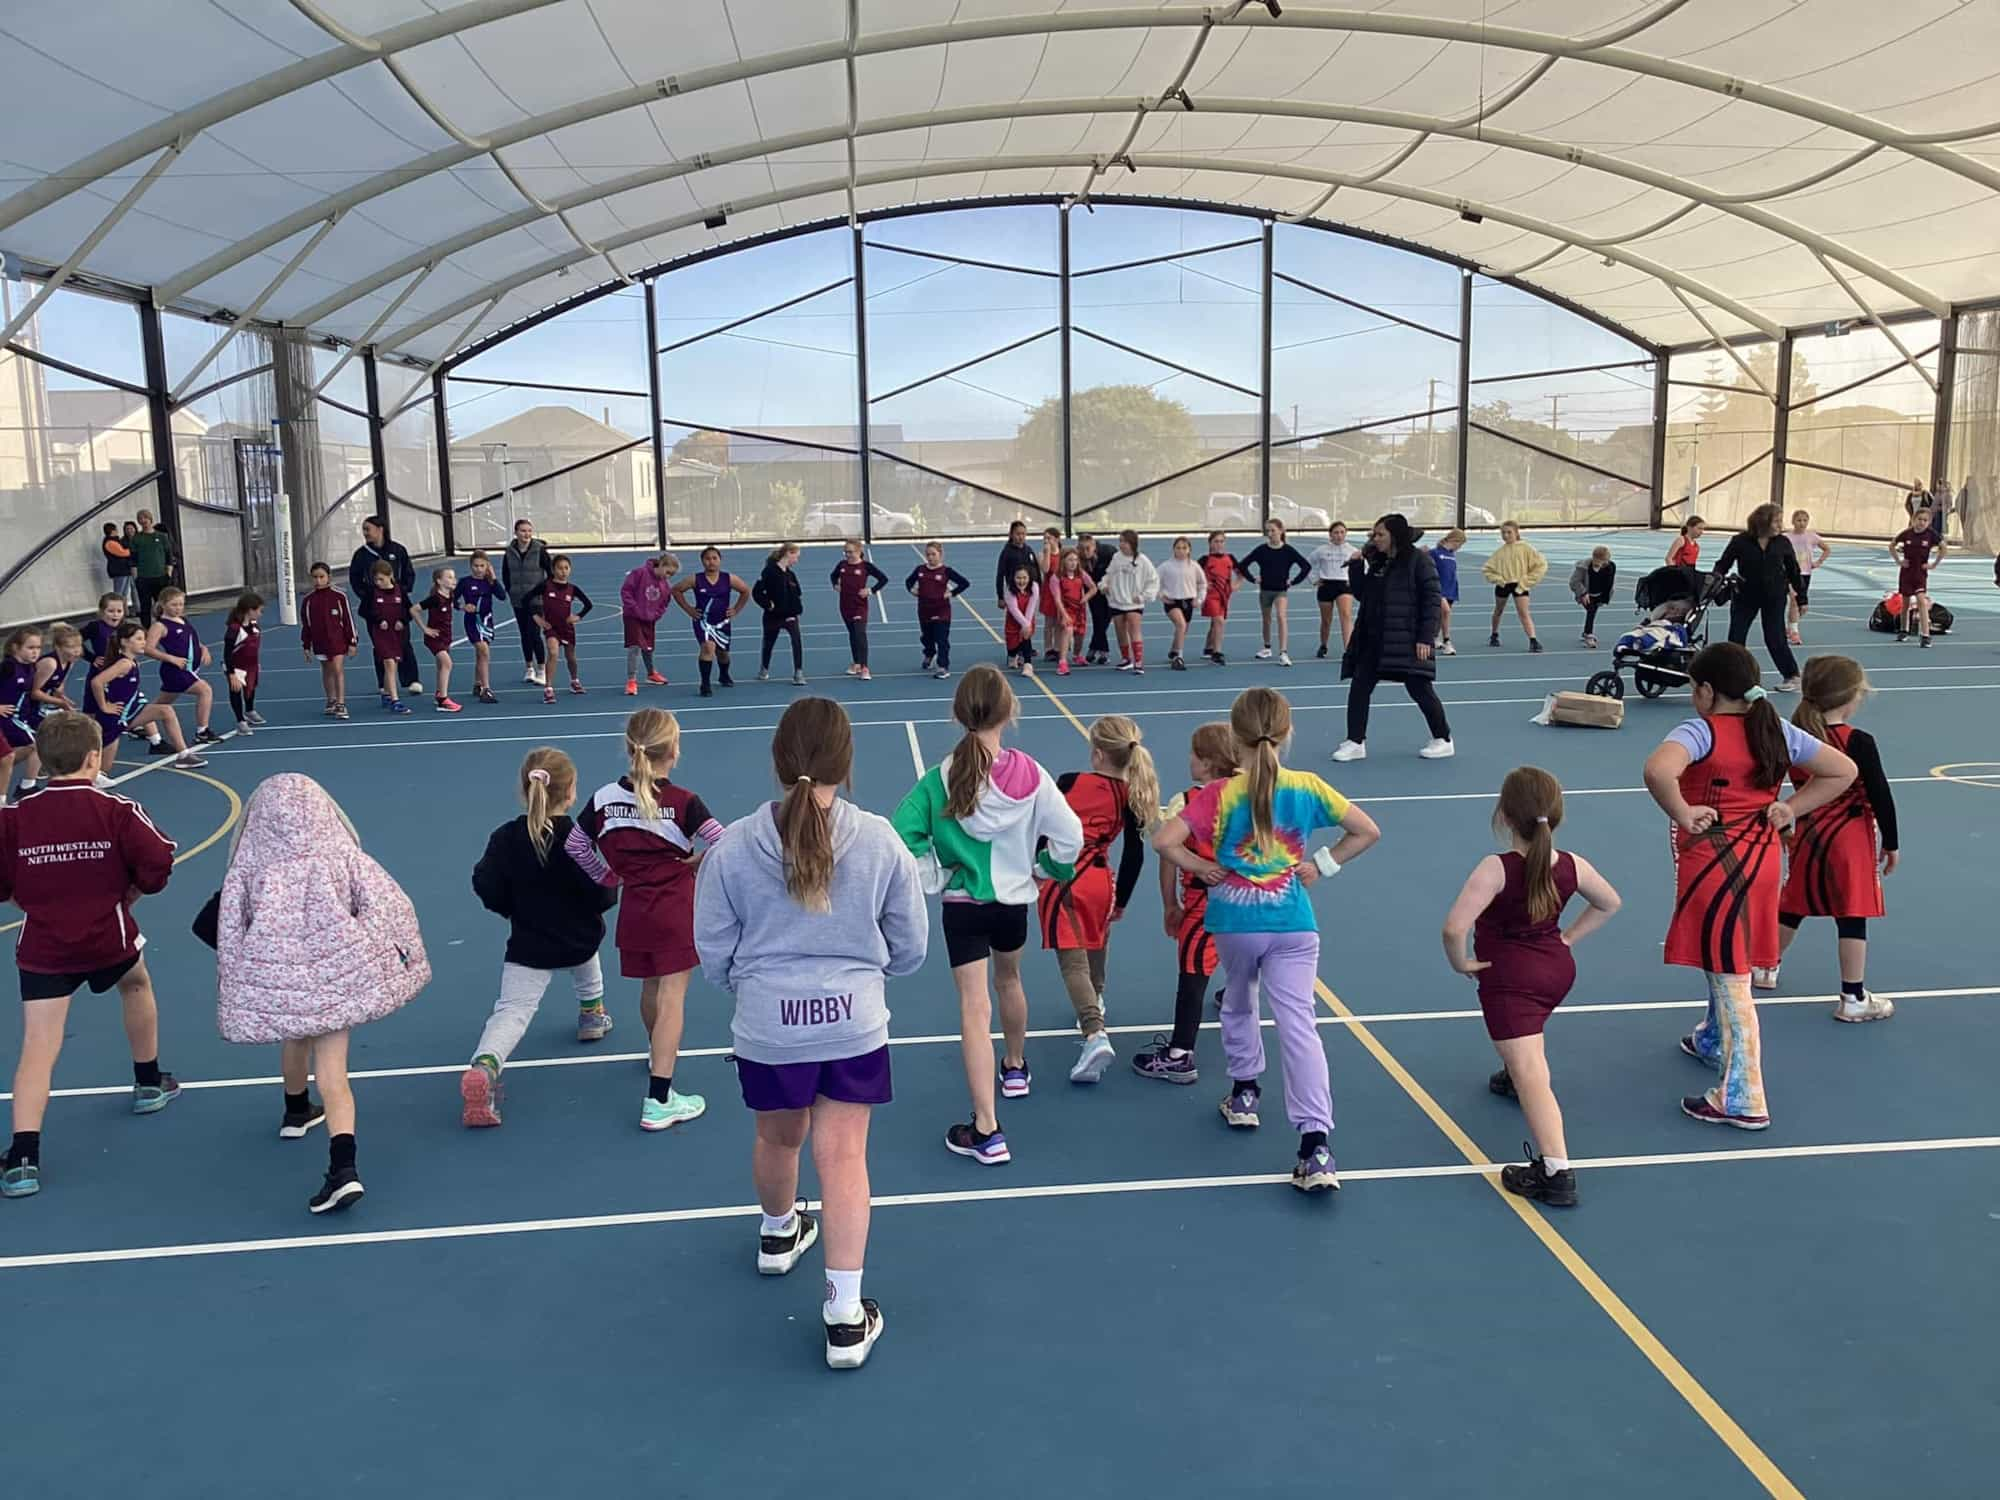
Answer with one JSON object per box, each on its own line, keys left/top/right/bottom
{"left": 753, "top": 543, "right": 807, "bottom": 683}
{"left": 460, "top": 749, "right": 618, "bottom": 1127}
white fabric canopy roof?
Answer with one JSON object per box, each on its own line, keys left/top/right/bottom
{"left": 6, "top": 0, "right": 1998, "bottom": 364}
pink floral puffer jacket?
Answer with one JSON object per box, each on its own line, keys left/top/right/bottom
{"left": 215, "top": 773, "right": 430, "bottom": 1045}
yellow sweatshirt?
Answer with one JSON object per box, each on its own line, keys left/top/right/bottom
{"left": 1482, "top": 539, "right": 1548, "bottom": 590}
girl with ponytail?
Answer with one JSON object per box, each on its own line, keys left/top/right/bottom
{"left": 1774, "top": 656, "right": 1900, "bottom": 1022}
{"left": 1152, "top": 686, "right": 1380, "bottom": 1192}
{"left": 1644, "top": 642, "right": 1856, "bottom": 1130}
{"left": 893, "top": 663, "right": 1084, "bottom": 1167}
{"left": 462, "top": 749, "right": 617, "bottom": 1127}
{"left": 695, "top": 699, "right": 928, "bottom": 1370}
{"left": 567, "top": 708, "right": 728, "bottom": 1133}
{"left": 1441, "top": 767, "right": 1621, "bottom": 1206}
{"left": 1036, "top": 714, "right": 1160, "bottom": 1083}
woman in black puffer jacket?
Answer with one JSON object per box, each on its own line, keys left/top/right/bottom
{"left": 753, "top": 542, "right": 807, "bottom": 683}
{"left": 1333, "top": 513, "right": 1454, "bottom": 763}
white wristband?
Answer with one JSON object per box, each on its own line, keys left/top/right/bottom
{"left": 1313, "top": 847, "right": 1341, "bottom": 879}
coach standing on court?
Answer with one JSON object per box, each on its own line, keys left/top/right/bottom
{"left": 349, "top": 514, "right": 420, "bottom": 690}
{"left": 502, "top": 518, "right": 553, "bottom": 687}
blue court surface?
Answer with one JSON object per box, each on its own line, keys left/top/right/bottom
{"left": 4, "top": 529, "right": 1995, "bottom": 1500}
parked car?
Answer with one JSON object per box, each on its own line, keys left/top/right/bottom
{"left": 1388, "top": 493, "right": 1499, "bottom": 529}
{"left": 1205, "top": 492, "right": 1331, "bottom": 531}
{"left": 802, "top": 499, "right": 918, "bottom": 537}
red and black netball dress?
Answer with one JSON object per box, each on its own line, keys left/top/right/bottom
{"left": 1038, "top": 770, "right": 1142, "bottom": 951}
{"left": 1051, "top": 572, "right": 1088, "bottom": 640}
{"left": 1171, "top": 782, "right": 1220, "bottom": 978}
{"left": 1780, "top": 722, "right": 1893, "bottom": 920}
{"left": 1474, "top": 851, "right": 1579, "bottom": 1040}
{"left": 1664, "top": 715, "right": 1784, "bottom": 975}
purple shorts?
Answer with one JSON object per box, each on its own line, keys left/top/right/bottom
{"left": 734, "top": 1044, "right": 892, "bottom": 1113}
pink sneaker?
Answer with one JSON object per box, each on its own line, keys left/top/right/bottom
{"left": 570, "top": 679, "right": 586, "bottom": 695}
{"left": 1056, "top": 658, "right": 1070, "bottom": 676}
{"left": 435, "top": 696, "right": 463, "bottom": 714}
{"left": 543, "top": 686, "right": 556, "bottom": 704}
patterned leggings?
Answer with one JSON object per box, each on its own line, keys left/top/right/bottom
{"left": 1690, "top": 970, "right": 1767, "bottom": 1118}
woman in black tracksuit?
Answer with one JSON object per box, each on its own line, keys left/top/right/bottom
{"left": 753, "top": 542, "right": 807, "bottom": 683}
{"left": 1711, "top": 502, "right": 1803, "bottom": 688}
{"left": 1332, "top": 512, "right": 1453, "bottom": 763}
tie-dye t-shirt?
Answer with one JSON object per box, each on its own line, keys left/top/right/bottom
{"left": 1180, "top": 768, "right": 1351, "bottom": 933}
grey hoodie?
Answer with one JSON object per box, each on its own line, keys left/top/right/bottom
{"left": 693, "top": 796, "right": 929, "bottom": 1064}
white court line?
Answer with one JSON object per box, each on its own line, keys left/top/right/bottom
{"left": 905, "top": 719, "right": 924, "bottom": 778}
{"left": 3, "top": 1133, "right": 1993, "bottom": 1272}
{"left": 18, "top": 986, "right": 1992, "bottom": 1103}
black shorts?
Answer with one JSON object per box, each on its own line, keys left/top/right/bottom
{"left": 941, "top": 900, "right": 1028, "bottom": 968}
{"left": 1108, "top": 605, "right": 1144, "bottom": 618}
{"left": 1316, "top": 580, "right": 1351, "bottom": 603}
{"left": 20, "top": 952, "right": 140, "bottom": 1002}
{"left": 1494, "top": 583, "right": 1525, "bottom": 600}
{"left": 1794, "top": 574, "right": 1813, "bottom": 604}
{"left": 1162, "top": 597, "right": 1196, "bottom": 619}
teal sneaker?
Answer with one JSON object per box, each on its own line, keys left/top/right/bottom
{"left": 0, "top": 1162, "right": 39, "bottom": 1198}
{"left": 132, "top": 1073, "right": 182, "bottom": 1115}
{"left": 639, "top": 1090, "right": 706, "bottom": 1132}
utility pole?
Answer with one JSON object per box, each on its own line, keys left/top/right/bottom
{"left": 1426, "top": 377, "right": 1439, "bottom": 475}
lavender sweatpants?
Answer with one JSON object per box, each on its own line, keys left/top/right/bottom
{"left": 1213, "top": 930, "right": 1332, "bottom": 1136}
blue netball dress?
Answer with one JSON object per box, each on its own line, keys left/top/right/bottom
{"left": 454, "top": 574, "right": 499, "bottom": 644}
{"left": 1, "top": 658, "right": 34, "bottom": 749}
{"left": 157, "top": 617, "right": 201, "bottom": 694}
{"left": 691, "top": 572, "right": 734, "bottom": 647}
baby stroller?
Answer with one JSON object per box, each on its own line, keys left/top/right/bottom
{"left": 1584, "top": 568, "right": 1736, "bottom": 701}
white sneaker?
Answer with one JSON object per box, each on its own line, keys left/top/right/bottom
{"left": 1419, "top": 737, "right": 1455, "bottom": 760}
{"left": 1278, "top": 652, "right": 1292, "bottom": 667}
{"left": 824, "top": 1300, "right": 883, "bottom": 1370}
{"left": 1832, "top": 990, "right": 1895, "bottom": 1023}
{"left": 1117, "top": 659, "right": 1137, "bottom": 672}
{"left": 1331, "top": 740, "right": 1367, "bottom": 763}
{"left": 1440, "top": 640, "right": 1456, "bottom": 656}
{"left": 1254, "top": 646, "right": 1273, "bottom": 660}
{"left": 1775, "top": 677, "right": 1801, "bottom": 694}
{"left": 1068, "top": 1032, "right": 1116, "bottom": 1084}
{"left": 1750, "top": 965, "right": 1779, "bottom": 991}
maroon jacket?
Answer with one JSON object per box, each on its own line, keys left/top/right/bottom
{"left": 0, "top": 779, "right": 176, "bottom": 974}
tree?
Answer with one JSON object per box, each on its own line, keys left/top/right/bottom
{"left": 1013, "top": 384, "right": 1198, "bottom": 512}
{"left": 671, "top": 428, "right": 731, "bottom": 471}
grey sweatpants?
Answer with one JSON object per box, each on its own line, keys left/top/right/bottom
{"left": 472, "top": 957, "right": 605, "bottom": 1066}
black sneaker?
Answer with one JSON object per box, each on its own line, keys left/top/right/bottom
{"left": 1042, "top": 650, "right": 1060, "bottom": 664}
{"left": 699, "top": 684, "right": 713, "bottom": 697}
{"left": 718, "top": 670, "right": 734, "bottom": 688}
{"left": 194, "top": 727, "right": 225, "bottom": 745}
{"left": 1315, "top": 644, "right": 1327, "bottom": 659}
{"left": 476, "top": 686, "right": 498, "bottom": 704}
{"left": 1169, "top": 654, "right": 1186, "bottom": 671}
{"left": 148, "top": 740, "right": 176, "bottom": 756}
{"left": 1488, "top": 632, "right": 1501, "bottom": 647}
{"left": 1212, "top": 650, "right": 1226, "bottom": 666}
{"left": 1489, "top": 1067, "right": 1516, "bottom": 1100}
{"left": 825, "top": 1298, "right": 883, "bottom": 1370}
{"left": 308, "top": 1166, "right": 365, "bottom": 1214}
{"left": 1500, "top": 1148, "right": 1576, "bottom": 1207}
{"left": 757, "top": 1202, "right": 820, "bottom": 1275}
{"left": 279, "top": 1099, "right": 327, "bottom": 1139}
{"left": 1528, "top": 637, "right": 1543, "bottom": 654}
{"left": 1896, "top": 632, "right": 1907, "bottom": 642}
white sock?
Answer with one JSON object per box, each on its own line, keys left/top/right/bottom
{"left": 760, "top": 1209, "right": 796, "bottom": 1237}
{"left": 1542, "top": 1155, "right": 1570, "bottom": 1174}
{"left": 824, "top": 1267, "right": 863, "bottom": 1322}
{"left": 146, "top": 726, "right": 161, "bottom": 744}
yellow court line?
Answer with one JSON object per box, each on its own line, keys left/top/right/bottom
{"left": 0, "top": 768, "right": 243, "bottom": 936}
{"left": 975, "top": 610, "right": 1807, "bottom": 1500}
{"left": 1929, "top": 761, "right": 2000, "bottom": 790}
{"left": 950, "top": 592, "right": 1094, "bottom": 737}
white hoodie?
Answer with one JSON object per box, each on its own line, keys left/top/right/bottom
{"left": 1103, "top": 550, "right": 1161, "bottom": 610}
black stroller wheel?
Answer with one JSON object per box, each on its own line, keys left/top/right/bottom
{"left": 1635, "top": 667, "right": 1671, "bottom": 699}
{"left": 1585, "top": 670, "right": 1624, "bottom": 700}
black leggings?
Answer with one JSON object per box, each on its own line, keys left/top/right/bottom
{"left": 845, "top": 618, "right": 869, "bottom": 669}
{"left": 1170, "top": 970, "right": 1209, "bottom": 1053}
{"left": 1583, "top": 600, "right": 1603, "bottom": 635}
{"left": 135, "top": 575, "right": 166, "bottom": 628}
{"left": 229, "top": 684, "right": 256, "bottom": 721}
{"left": 759, "top": 614, "right": 802, "bottom": 671}
{"left": 514, "top": 607, "right": 545, "bottom": 666}
{"left": 1087, "top": 593, "right": 1112, "bottom": 656}
{"left": 1726, "top": 591, "right": 1799, "bottom": 680}
{"left": 920, "top": 618, "right": 952, "bottom": 669}
{"left": 1781, "top": 912, "right": 1868, "bottom": 940}
{"left": 1345, "top": 663, "right": 1451, "bottom": 744}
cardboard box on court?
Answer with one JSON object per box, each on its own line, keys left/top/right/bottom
{"left": 1548, "top": 691, "right": 1624, "bottom": 729}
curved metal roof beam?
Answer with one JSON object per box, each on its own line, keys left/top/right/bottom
{"left": 377, "top": 151, "right": 1780, "bottom": 356}
{"left": 157, "top": 8, "right": 1992, "bottom": 307}
{"left": 0, "top": 0, "right": 563, "bottom": 237}
{"left": 288, "top": 92, "right": 1938, "bottom": 335}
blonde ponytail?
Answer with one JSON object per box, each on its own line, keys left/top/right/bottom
{"left": 1228, "top": 687, "right": 1293, "bottom": 855}
{"left": 1088, "top": 713, "right": 1160, "bottom": 827}
{"left": 624, "top": 707, "right": 680, "bottom": 820}
{"left": 520, "top": 747, "right": 577, "bottom": 862}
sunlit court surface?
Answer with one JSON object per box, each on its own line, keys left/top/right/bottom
{"left": 0, "top": 532, "right": 1993, "bottom": 1499}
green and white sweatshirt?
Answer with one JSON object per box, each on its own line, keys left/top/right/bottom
{"left": 892, "top": 746, "right": 1083, "bottom": 905}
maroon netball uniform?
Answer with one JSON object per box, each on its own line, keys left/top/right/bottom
{"left": 1780, "top": 722, "right": 1893, "bottom": 920}
{"left": 1893, "top": 528, "right": 1937, "bottom": 598}
{"left": 1473, "top": 851, "right": 1580, "bottom": 1040}
{"left": 301, "top": 588, "right": 357, "bottom": 658}
{"left": 222, "top": 620, "right": 261, "bottom": 691}
{"left": 422, "top": 591, "right": 456, "bottom": 653}
{"left": 528, "top": 580, "right": 592, "bottom": 647}
{"left": 361, "top": 587, "right": 411, "bottom": 665}
{"left": 574, "top": 777, "right": 722, "bottom": 978}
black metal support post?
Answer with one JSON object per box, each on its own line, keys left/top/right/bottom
{"left": 1258, "top": 219, "right": 1274, "bottom": 531}
{"left": 1649, "top": 351, "right": 1669, "bottom": 529}
{"left": 643, "top": 278, "right": 669, "bottom": 551}
{"left": 1770, "top": 332, "right": 1794, "bottom": 509}
{"left": 362, "top": 348, "right": 391, "bottom": 543}
{"left": 136, "top": 294, "right": 182, "bottom": 548}
{"left": 432, "top": 369, "right": 456, "bottom": 557}
{"left": 1455, "top": 271, "right": 1473, "bottom": 529}
{"left": 852, "top": 224, "right": 872, "bottom": 544}
{"left": 1059, "top": 203, "right": 1073, "bottom": 532}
